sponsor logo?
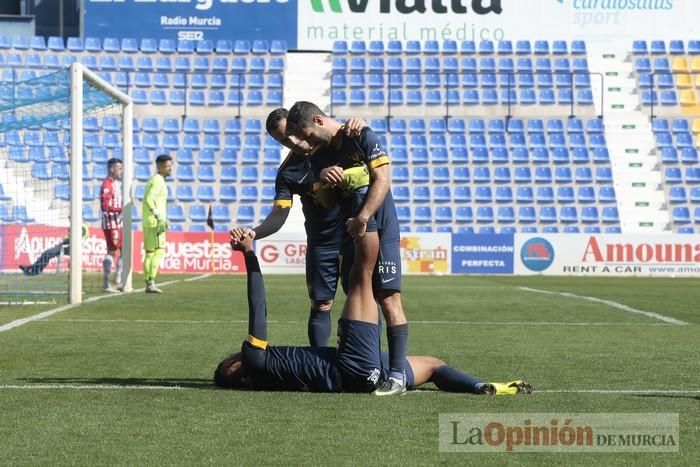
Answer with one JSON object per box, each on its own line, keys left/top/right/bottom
{"left": 581, "top": 236, "right": 700, "bottom": 263}
{"left": 367, "top": 368, "right": 381, "bottom": 385}
{"left": 297, "top": 171, "right": 311, "bottom": 184}
{"left": 90, "top": 0, "right": 289, "bottom": 10}
{"left": 310, "top": 0, "right": 502, "bottom": 14}
{"left": 520, "top": 238, "right": 555, "bottom": 272}
{"left": 557, "top": 0, "right": 673, "bottom": 10}
{"left": 440, "top": 413, "right": 679, "bottom": 453}
{"left": 259, "top": 242, "right": 307, "bottom": 265}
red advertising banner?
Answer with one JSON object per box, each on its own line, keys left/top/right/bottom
{"left": 0, "top": 224, "right": 107, "bottom": 273}
{"left": 131, "top": 230, "right": 245, "bottom": 274}
{"left": 0, "top": 225, "right": 245, "bottom": 274}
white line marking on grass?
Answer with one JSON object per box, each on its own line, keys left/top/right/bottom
{"left": 184, "top": 274, "right": 212, "bottom": 282}
{"left": 536, "top": 389, "right": 700, "bottom": 394}
{"left": 0, "top": 275, "right": 210, "bottom": 334}
{"left": 0, "top": 384, "right": 193, "bottom": 391}
{"left": 42, "top": 319, "right": 672, "bottom": 327}
{"left": 518, "top": 286, "right": 688, "bottom": 326}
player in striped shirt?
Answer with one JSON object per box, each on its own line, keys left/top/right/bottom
{"left": 100, "top": 158, "right": 123, "bottom": 292}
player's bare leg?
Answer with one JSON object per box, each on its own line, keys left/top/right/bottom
{"left": 339, "top": 231, "right": 379, "bottom": 324}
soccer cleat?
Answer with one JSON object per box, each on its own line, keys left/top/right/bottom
{"left": 482, "top": 380, "right": 533, "bottom": 395}
{"left": 18, "top": 265, "right": 29, "bottom": 275}
{"left": 102, "top": 286, "right": 119, "bottom": 293}
{"left": 373, "top": 377, "right": 407, "bottom": 396}
{"left": 145, "top": 284, "right": 163, "bottom": 294}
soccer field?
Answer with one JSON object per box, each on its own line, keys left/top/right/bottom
{"left": 0, "top": 274, "right": 698, "bottom": 465}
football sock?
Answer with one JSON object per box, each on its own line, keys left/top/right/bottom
{"left": 102, "top": 255, "right": 113, "bottom": 288}
{"left": 244, "top": 251, "right": 268, "bottom": 341}
{"left": 115, "top": 255, "right": 123, "bottom": 285}
{"left": 307, "top": 309, "right": 331, "bottom": 347}
{"left": 387, "top": 323, "right": 409, "bottom": 382}
{"left": 431, "top": 365, "right": 483, "bottom": 393}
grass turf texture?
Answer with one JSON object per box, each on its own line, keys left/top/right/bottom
{"left": 0, "top": 274, "right": 698, "bottom": 465}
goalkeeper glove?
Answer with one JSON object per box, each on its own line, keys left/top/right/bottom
{"left": 156, "top": 219, "right": 168, "bottom": 234}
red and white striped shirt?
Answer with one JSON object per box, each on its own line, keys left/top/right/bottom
{"left": 100, "top": 177, "right": 122, "bottom": 230}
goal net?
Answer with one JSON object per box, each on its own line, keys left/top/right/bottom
{"left": 0, "top": 64, "right": 133, "bottom": 304}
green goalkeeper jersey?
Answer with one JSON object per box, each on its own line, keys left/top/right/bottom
{"left": 143, "top": 173, "right": 167, "bottom": 224}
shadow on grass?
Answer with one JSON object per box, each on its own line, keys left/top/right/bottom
{"left": 19, "top": 377, "right": 215, "bottom": 390}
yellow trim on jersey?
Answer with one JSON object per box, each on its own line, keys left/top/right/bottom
{"left": 369, "top": 155, "right": 390, "bottom": 169}
{"left": 246, "top": 335, "right": 268, "bottom": 350}
{"left": 273, "top": 199, "right": 293, "bottom": 208}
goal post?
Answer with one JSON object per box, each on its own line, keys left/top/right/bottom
{"left": 69, "top": 63, "right": 133, "bottom": 303}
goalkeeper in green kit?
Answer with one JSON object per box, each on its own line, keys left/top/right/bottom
{"left": 142, "top": 154, "right": 173, "bottom": 293}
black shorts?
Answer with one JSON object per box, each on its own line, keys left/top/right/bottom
{"left": 306, "top": 245, "right": 341, "bottom": 302}
{"left": 336, "top": 318, "right": 382, "bottom": 393}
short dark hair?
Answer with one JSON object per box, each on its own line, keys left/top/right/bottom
{"left": 265, "top": 107, "right": 288, "bottom": 135}
{"left": 286, "top": 101, "right": 326, "bottom": 135}
{"left": 213, "top": 353, "right": 246, "bottom": 389}
{"left": 155, "top": 154, "right": 172, "bottom": 164}
{"left": 107, "top": 158, "right": 122, "bottom": 169}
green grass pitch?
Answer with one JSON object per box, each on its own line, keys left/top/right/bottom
{"left": 0, "top": 273, "right": 698, "bottom": 465}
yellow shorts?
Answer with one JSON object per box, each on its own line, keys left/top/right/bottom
{"left": 143, "top": 225, "right": 165, "bottom": 251}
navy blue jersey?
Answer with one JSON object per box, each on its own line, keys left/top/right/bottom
{"left": 245, "top": 345, "right": 342, "bottom": 392}
{"left": 273, "top": 151, "right": 344, "bottom": 248}
{"left": 243, "top": 345, "right": 415, "bottom": 392}
{"left": 311, "top": 128, "right": 399, "bottom": 242}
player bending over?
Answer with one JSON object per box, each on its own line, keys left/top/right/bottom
{"left": 214, "top": 233, "right": 531, "bottom": 395}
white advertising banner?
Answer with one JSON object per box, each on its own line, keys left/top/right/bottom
{"left": 400, "top": 233, "right": 451, "bottom": 275}
{"left": 256, "top": 233, "right": 309, "bottom": 274}
{"left": 298, "top": 0, "right": 700, "bottom": 49}
{"left": 514, "top": 234, "right": 700, "bottom": 276}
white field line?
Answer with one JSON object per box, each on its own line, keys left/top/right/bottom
{"left": 0, "top": 275, "right": 209, "bottom": 333}
{"left": 518, "top": 286, "right": 688, "bottom": 326}
{"left": 0, "top": 384, "right": 698, "bottom": 395}
{"left": 184, "top": 274, "right": 212, "bottom": 282}
{"left": 41, "top": 319, "right": 673, "bottom": 327}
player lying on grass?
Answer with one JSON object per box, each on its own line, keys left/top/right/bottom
{"left": 214, "top": 232, "right": 532, "bottom": 395}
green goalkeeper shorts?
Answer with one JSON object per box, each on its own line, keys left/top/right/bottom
{"left": 143, "top": 226, "right": 166, "bottom": 251}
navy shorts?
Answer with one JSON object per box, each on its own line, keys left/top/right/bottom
{"left": 306, "top": 245, "right": 341, "bottom": 302}
{"left": 336, "top": 318, "right": 382, "bottom": 393}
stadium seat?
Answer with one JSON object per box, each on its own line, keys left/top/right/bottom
{"left": 167, "top": 205, "right": 186, "bottom": 223}
{"left": 189, "top": 205, "right": 207, "bottom": 223}
{"left": 456, "top": 207, "right": 474, "bottom": 223}
{"left": 82, "top": 204, "right": 98, "bottom": 223}
{"left": 176, "top": 165, "right": 195, "bottom": 182}
{"left": 602, "top": 207, "right": 620, "bottom": 223}
{"left": 475, "top": 186, "right": 493, "bottom": 203}
{"left": 213, "top": 205, "right": 232, "bottom": 223}
{"left": 195, "top": 185, "right": 215, "bottom": 203}
{"left": 669, "top": 186, "right": 687, "bottom": 204}
{"left": 236, "top": 205, "right": 254, "bottom": 224}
